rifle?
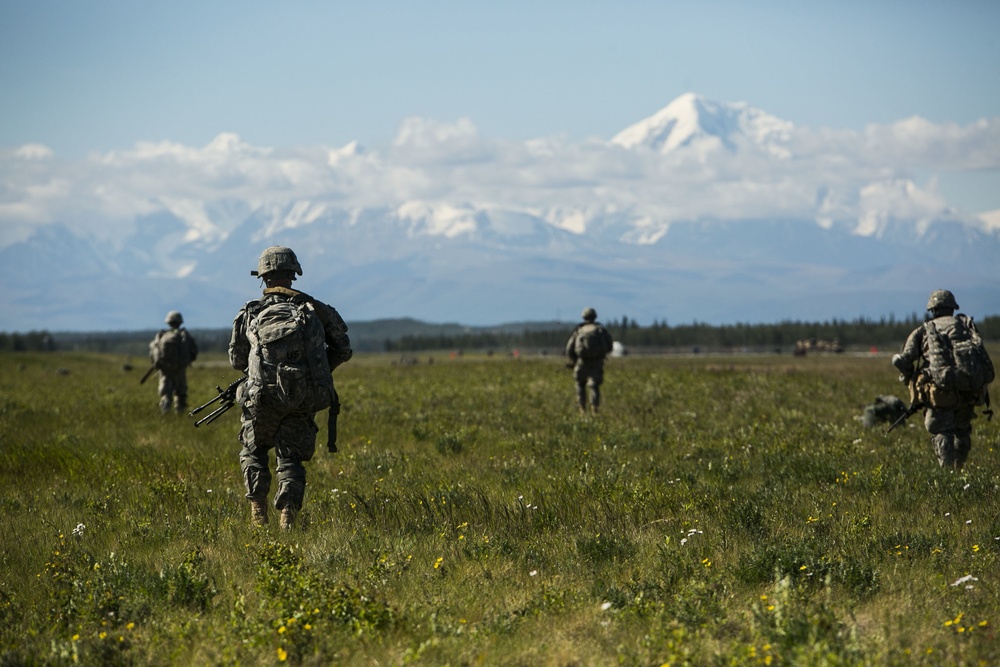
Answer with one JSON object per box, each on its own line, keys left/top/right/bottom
{"left": 886, "top": 357, "right": 924, "bottom": 434}
{"left": 190, "top": 376, "right": 246, "bottom": 427}
{"left": 139, "top": 365, "right": 158, "bottom": 384}
{"left": 885, "top": 399, "right": 923, "bottom": 434}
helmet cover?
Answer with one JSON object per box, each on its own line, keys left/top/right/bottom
{"left": 252, "top": 246, "right": 303, "bottom": 278}
{"left": 926, "top": 289, "right": 958, "bottom": 311}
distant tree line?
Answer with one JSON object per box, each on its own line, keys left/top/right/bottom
{"left": 0, "top": 331, "right": 57, "bottom": 352}
{"left": 4, "top": 314, "right": 999, "bottom": 355}
{"left": 385, "top": 314, "right": 1000, "bottom": 353}
{"left": 0, "top": 329, "right": 232, "bottom": 356}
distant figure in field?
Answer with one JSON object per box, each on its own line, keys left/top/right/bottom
{"left": 565, "top": 307, "right": 614, "bottom": 415}
{"left": 861, "top": 395, "right": 907, "bottom": 428}
{"left": 229, "top": 246, "right": 352, "bottom": 529}
{"left": 148, "top": 311, "right": 198, "bottom": 414}
{"left": 891, "top": 290, "right": 994, "bottom": 469}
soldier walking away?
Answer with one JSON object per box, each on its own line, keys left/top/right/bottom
{"left": 891, "top": 289, "right": 994, "bottom": 470}
{"left": 229, "top": 246, "right": 352, "bottom": 529}
{"left": 565, "top": 307, "right": 615, "bottom": 415}
{"left": 149, "top": 311, "right": 198, "bottom": 414}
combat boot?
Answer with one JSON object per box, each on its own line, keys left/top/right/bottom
{"left": 250, "top": 499, "right": 268, "bottom": 527}
{"left": 280, "top": 507, "right": 297, "bottom": 530}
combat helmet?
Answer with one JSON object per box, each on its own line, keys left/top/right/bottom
{"left": 165, "top": 311, "right": 183, "bottom": 326}
{"left": 581, "top": 307, "right": 597, "bottom": 321}
{"left": 251, "top": 246, "right": 303, "bottom": 278}
{"left": 926, "top": 289, "right": 958, "bottom": 312}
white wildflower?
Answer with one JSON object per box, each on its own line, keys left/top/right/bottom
{"left": 950, "top": 574, "right": 978, "bottom": 587}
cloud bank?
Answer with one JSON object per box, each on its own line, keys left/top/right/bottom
{"left": 2, "top": 107, "right": 999, "bottom": 249}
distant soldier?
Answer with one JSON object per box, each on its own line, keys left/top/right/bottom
{"left": 229, "top": 246, "right": 352, "bottom": 529}
{"left": 892, "top": 290, "right": 994, "bottom": 469}
{"left": 565, "top": 307, "right": 614, "bottom": 414}
{"left": 149, "top": 311, "right": 198, "bottom": 414}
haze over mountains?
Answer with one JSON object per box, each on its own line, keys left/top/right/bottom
{"left": 2, "top": 93, "right": 998, "bottom": 332}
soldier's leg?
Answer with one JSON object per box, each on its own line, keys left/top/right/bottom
{"left": 953, "top": 404, "right": 976, "bottom": 470}
{"left": 573, "top": 365, "right": 588, "bottom": 412}
{"left": 240, "top": 409, "right": 276, "bottom": 525}
{"left": 926, "top": 407, "right": 961, "bottom": 469}
{"left": 157, "top": 374, "right": 174, "bottom": 414}
{"left": 588, "top": 377, "right": 601, "bottom": 413}
{"left": 174, "top": 371, "right": 189, "bottom": 413}
{"left": 274, "top": 415, "right": 318, "bottom": 528}
{"left": 954, "top": 432, "right": 972, "bottom": 470}
{"left": 931, "top": 432, "right": 959, "bottom": 468}
{"left": 588, "top": 363, "right": 605, "bottom": 413}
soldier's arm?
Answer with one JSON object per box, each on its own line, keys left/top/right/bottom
{"left": 314, "top": 301, "right": 353, "bottom": 369}
{"left": 602, "top": 327, "right": 615, "bottom": 349}
{"left": 186, "top": 330, "right": 199, "bottom": 363}
{"left": 565, "top": 327, "right": 580, "bottom": 361}
{"left": 892, "top": 326, "right": 924, "bottom": 382}
{"left": 229, "top": 307, "right": 251, "bottom": 372}
{"left": 149, "top": 332, "right": 160, "bottom": 365}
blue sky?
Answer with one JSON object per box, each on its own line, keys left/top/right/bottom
{"left": 1, "top": 0, "right": 999, "bottom": 212}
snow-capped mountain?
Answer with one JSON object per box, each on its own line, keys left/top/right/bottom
{"left": 2, "top": 94, "right": 998, "bottom": 332}
{"left": 611, "top": 92, "right": 793, "bottom": 156}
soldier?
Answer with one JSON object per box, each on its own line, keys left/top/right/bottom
{"left": 565, "top": 307, "right": 614, "bottom": 414}
{"left": 892, "top": 290, "right": 994, "bottom": 470}
{"left": 149, "top": 311, "right": 198, "bottom": 414}
{"left": 229, "top": 246, "right": 352, "bottom": 529}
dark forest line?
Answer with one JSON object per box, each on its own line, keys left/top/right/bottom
{"left": 4, "top": 313, "right": 999, "bottom": 356}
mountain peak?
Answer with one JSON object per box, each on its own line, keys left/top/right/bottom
{"left": 610, "top": 93, "right": 793, "bottom": 154}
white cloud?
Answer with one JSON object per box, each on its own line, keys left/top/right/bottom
{"left": 1, "top": 113, "right": 999, "bottom": 250}
{"left": 15, "top": 144, "right": 54, "bottom": 160}
{"left": 979, "top": 209, "right": 1000, "bottom": 231}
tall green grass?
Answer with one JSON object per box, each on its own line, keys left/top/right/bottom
{"left": 1, "top": 351, "right": 997, "bottom": 665}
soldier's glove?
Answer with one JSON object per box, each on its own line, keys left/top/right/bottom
{"left": 890, "top": 354, "right": 913, "bottom": 384}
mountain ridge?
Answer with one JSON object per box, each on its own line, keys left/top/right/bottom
{"left": 2, "top": 93, "right": 997, "bottom": 332}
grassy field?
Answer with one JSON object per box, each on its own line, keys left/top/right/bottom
{"left": 1, "top": 350, "right": 998, "bottom": 666}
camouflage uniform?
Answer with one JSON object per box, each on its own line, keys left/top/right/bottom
{"left": 149, "top": 312, "right": 198, "bottom": 414}
{"left": 893, "top": 290, "right": 990, "bottom": 469}
{"left": 565, "top": 308, "right": 614, "bottom": 414}
{"left": 229, "top": 286, "right": 352, "bottom": 517}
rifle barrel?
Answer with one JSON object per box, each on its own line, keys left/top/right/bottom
{"left": 194, "top": 402, "right": 232, "bottom": 427}
{"left": 189, "top": 388, "right": 226, "bottom": 417}
{"left": 139, "top": 366, "right": 157, "bottom": 385}
{"left": 885, "top": 403, "right": 921, "bottom": 434}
